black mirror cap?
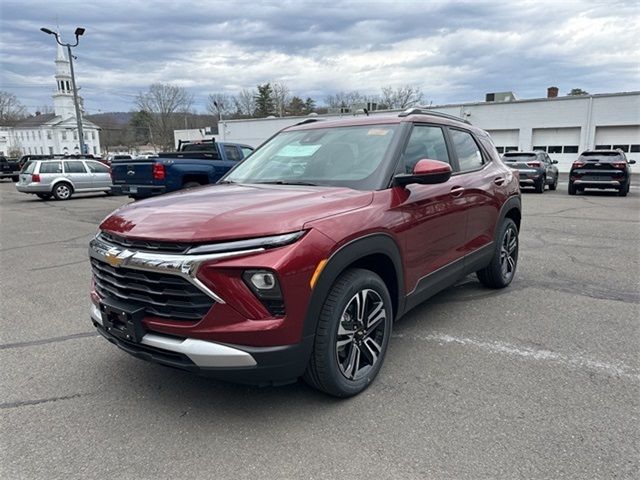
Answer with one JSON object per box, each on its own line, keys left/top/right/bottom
{"left": 394, "top": 170, "right": 451, "bottom": 186}
{"left": 552, "top": 160, "right": 559, "bottom": 164}
{"left": 629, "top": 159, "right": 637, "bottom": 164}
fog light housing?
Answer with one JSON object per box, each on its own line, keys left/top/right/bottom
{"left": 242, "top": 269, "right": 285, "bottom": 316}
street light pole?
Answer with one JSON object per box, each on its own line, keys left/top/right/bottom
{"left": 41, "top": 27, "right": 86, "bottom": 155}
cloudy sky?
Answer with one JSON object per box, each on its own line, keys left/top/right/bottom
{"left": 1, "top": 0, "right": 639, "bottom": 114}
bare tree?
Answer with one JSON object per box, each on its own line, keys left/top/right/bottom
{"left": 235, "top": 88, "right": 256, "bottom": 116}
{"left": 35, "top": 105, "right": 55, "bottom": 115}
{"left": 206, "top": 93, "right": 234, "bottom": 120}
{"left": 0, "top": 91, "right": 27, "bottom": 125}
{"left": 325, "top": 91, "right": 364, "bottom": 109}
{"left": 135, "top": 83, "right": 194, "bottom": 150}
{"left": 271, "top": 82, "right": 291, "bottom": 117}
{"left": 380, "top": 85, "right": 424, "bottom": 109}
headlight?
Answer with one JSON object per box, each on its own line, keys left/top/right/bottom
{"left": 186, "top": 231, "right": 306, "bottom": 255}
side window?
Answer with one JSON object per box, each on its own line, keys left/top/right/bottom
{"left": 401, "top": 125, "right": 450, "bottom": 174}
{"left": 87, "top": 161, "right": 109, "bottom": 173}
{"left": 241, "top": 147, "right": 254, "bottom": 158}
{"left": 64, "top": 161, "right": 87, "bottom": 173}
{"left": 223, "top": 145, "right": 242, "bottom": 161}
{"left": 450, "top": 129, "right": 484, "bottom": 171}
{"left": 39, "top": 162, "right": 62, "bottom": 174}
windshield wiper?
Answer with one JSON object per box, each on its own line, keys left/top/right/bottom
{"left": 217, "top": 180, "right": 236, "bottom": 184}
{"left": 254, "top": 180, "right": 319, "bottom": 186}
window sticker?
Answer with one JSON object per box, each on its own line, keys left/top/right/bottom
{"left": 367, "top": 128, "right": 391, "bottom": 136}
{"left": 277, "top": 144, "right": 322, "bottom": 157}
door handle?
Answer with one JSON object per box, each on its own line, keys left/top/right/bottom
{"left": 494, "top": 176, "right": 505, "bottom": 186}
{"left": 450, "top": 186, "right": 465, "bottom": 197}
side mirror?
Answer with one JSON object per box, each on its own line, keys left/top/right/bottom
{"left": 552, "top": 160, "right": 558, "bottom": 164}
{"left": 629, "top": 160, "right": 636, "bottom": 164}
{"left": 394, "top": 159, "right": 452, "bottom": 186}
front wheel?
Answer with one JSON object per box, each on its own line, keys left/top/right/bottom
{"left": 549, "top": 175, "right": 558, "bottom": 191}
{"left": 304, "top": 268, "right": 393, "bottom": 397}
{"left": 36, "top": 193, "right": 51, "bottom": 200}
{"left": 477, "top": 218, "right": 519, "bottom": 289}
{"left": 534, "top": 175, "right": 545, "bottom": 193}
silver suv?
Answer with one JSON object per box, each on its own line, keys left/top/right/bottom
{"left": 16, "top": 159, "right": 112, "bottom": 200}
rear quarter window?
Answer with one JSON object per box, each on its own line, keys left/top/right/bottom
{"left": 39, "top": 162, "right": 62, "bottom": 174}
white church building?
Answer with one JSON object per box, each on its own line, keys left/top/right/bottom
{"left": 0, "top": 44, "right": 101, "bottom": 157}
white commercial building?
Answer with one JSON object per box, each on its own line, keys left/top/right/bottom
{"left": 177, "top": 90, "right": 640, "bottom": 172}
{"left": 0, "top": 44, "right": 101, "bottom": 157}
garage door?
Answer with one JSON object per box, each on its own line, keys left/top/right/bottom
{"left": 594, "top": 125, "right": 640, "bottom": 152}
{"left": 532, "top": 127, "right": 581, "bottom": 154}
{"left": 486, "top": 129, "right": 519, "bottom": 153}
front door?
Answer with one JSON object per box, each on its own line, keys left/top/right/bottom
{"left": 393, "top": 124, "right": 468, "bottom": 293}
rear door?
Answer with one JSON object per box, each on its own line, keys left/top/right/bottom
{"left": 38, "top": 161, "right": 63, "bottom": 189}
{"left": 85, "top": 160, "right": 112, "bottom": 188}
{"left": 447, "top": 128, "right": 501, "bottom": 253}
{"left": 63, "top": 160, "right": 90, "bottom": 190}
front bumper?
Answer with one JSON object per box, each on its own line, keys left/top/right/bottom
{"left": 90, "top": 302, "right": 312, "bottom": 384}
{"left": 110, "top": 184, "right": 166, "bottom": 197}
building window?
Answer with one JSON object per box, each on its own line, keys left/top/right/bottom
{"left": 630, "top": 145, "right": 640, "bottom": 153}
{"left": 504, "top": 146, "right": 518, "bottom": 152}
{"left": 495, "top": 146, "right": 505, "bottom": 154}
{"left": 49, "top": 147, "right": 54, "bottom": 155}
{"left": 62, "top": 131, "right": 67, "bottom": 140}
{"left": 40, "top": 147, "right": 44, "bottom": 154}
{"left": 38, "top": 130, "right": 42, "bottom": 140}
{"left": 595, "top": 145, "right": 611, "bottom": 150}
{"left": 47, "top": 130, "right": 52, "bottom": 140}
{"left": 73, "top": 130, "right": 77, "bottom": 140}
{"left": 612, "top": 144, "right": 629, "bottom": 152}
{"left": 563, "top": 146, "right": 579, "bottom": 153}
{"left": 533, "top": 146, "right": 546, "bottom": 152}
{"left": 93, "top": 146, "right": 97, "bottom": 154}
{"left": 547, "top": 146, "right": 562, "bottom": 153}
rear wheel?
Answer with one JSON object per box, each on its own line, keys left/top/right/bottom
{"left": 12, "top": 175, "right": 19, "bottom": 182}
{"left": 304, "top": 268, "right": 392, "bottom": 397}
{"left": 52, "top": 182, "right": 73, "bottom": 200}
{"left": 534, "top": 175, "right": 545, "bottom": 193}
{"left": 477, "top": 218, "right": 518, "bottom": 289}
{"left": 183, "top": 182, "right": 202, "bottom": 189}
{"left": 568, "top": 181, "right": 577, "bottom": 195}
{"left": 549, "top": 174, "right": 558, "bottom": 191}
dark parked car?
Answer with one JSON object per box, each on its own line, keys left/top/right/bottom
{"left": 0, "top": 156, "right": 21, "bottom": 181}
{"left": 569, "top": 149, "right": 636, "bottom": 196}
{"left": 502, "top": 151, "right": 559, "bottom": 192}
{"left": 89, "top": 109, "right": 521, "bottom": 397}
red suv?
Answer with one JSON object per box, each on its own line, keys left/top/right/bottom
{"left": 89, "top": 109, "right": 521, "bottom": 397}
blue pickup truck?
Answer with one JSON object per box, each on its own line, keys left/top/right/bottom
{"left": 110, "top": 140, "right": 253, "bottom": 199}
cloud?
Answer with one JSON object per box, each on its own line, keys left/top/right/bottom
{"left": 1, "top": 0, "right": 638, "bottom": 114}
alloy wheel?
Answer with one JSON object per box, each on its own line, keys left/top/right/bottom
{"left": 335, "top": 288, "right": 387, "bottom": 380}
{"left": 500, "top": 226, "right": 518, "bottom": 281}
{"left": 56, "top": 184, "right": 71, "bottom": 199}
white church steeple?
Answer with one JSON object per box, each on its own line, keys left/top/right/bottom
{"left": 52, "top": 43, "right": 81, "bottom": 119}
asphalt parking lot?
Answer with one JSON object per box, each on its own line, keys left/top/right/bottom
{"left": 1, "top": 180, "right": 638, "bottom": 480}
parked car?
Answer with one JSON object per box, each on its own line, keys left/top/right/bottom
{"left": 0, "top": 156, "right": 21, "bottom": 181}
{"left": 502, "top": 151, "right": 559, "bottom": 192}
{"left": 88, "top": 109, "right": 521, "bottom": 397}
{"left": 109, "top": 140, "right": 253, "bottom": 199}
{"left": 16, "top": 158, "right": 112, "bottom": 200}
{"left": 569, "top": 149, "right": 636, "bottom": 196}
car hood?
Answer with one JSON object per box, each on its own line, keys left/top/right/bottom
{"left": 100, "top": 183, "right": 373, "bottom": 243}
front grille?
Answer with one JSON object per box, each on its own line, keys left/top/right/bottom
{"left": 91, "top": 258, "right": 214, "bottom": 321}
{"left": 99, "top": 231, "right": 190, "bottom": 253}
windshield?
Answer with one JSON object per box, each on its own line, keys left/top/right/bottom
{"left": 224, "top": 124, "right": 399, "bottom": 190}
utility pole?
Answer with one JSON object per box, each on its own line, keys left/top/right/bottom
{"left": 41, "top": 27, "right": 86, "bottom": 155}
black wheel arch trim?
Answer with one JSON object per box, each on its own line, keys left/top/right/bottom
{"left": 495, "top": 194, "right": 521, "bottom": 236}
{"left": 301, "top": 233, "right": 405, "bottom": 341}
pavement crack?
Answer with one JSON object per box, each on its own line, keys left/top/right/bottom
{"left": 0, "top": 393, "right": 89, "bottom": 410}
{"left": 0, "top": 331, "right": 99, "bottom": 350}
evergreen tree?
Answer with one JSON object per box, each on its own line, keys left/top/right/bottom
{"left": 254, "top": 83, "right": 275, "bottom": 117}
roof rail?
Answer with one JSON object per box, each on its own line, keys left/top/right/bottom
{"left": 398, "top": 107, "right": 471, "bottom": 124}
{"left": 293, "top": 118, "right": 326, "bottom": 126}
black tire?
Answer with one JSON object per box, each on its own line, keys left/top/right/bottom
{"left": 568, "top": 181, "right": 577, "bottom": 195}
{"left": 183, "top": 182, "right": 202, "bottom": 189}
{"left": 52, "top": 182, "right": 73, "bottom": 200}
{"left": 618, "top": 182, "right": 629, "bottom": 197}
{"left": 36, "top": 193, "right": 51, "bottom": 200}
{"left": 304, "top": 268, "right": 393, "bottom": 397}
{"left": 12, "top": 175, "right": 19, "bottom": 182}
{"left": 534, "top": 175, "right": 545, "bottom": 193}
{"left": 476, "top": 218, "right": 518, "bottom": 289}
{"left": 549, "top": 175, "right": 558, "bottom": 191}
